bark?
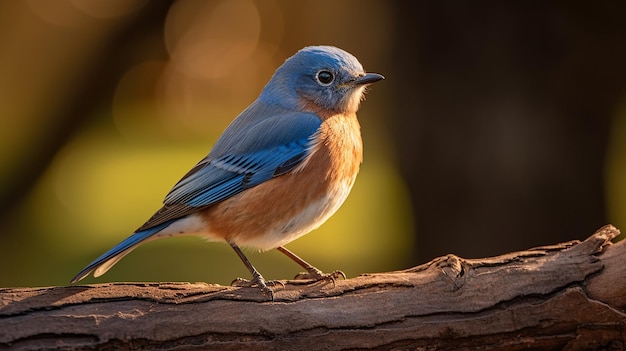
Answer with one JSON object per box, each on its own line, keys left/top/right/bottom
{"left": 1, "top": 225, "right": 625, "bottom": 350}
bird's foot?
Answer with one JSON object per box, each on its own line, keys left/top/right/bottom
{"left": 293, "top": 268, "right": 346, "bottom": 287}
{"left": 231, "top": 276, "right": 284, "bottom": 300}
{"left": 275, "top": 246, "right": 345, "bottom": 287}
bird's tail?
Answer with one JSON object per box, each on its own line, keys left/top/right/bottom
{"left": 69, "top": 221, "right": 174, "bottom": 283}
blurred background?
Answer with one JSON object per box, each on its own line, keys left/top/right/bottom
{"left": 1, "top": 1, "right": 625, "bottom": 287}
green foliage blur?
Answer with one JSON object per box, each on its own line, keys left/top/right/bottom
{"left": 0, "top": 1, "right": 413, "bottom": 287}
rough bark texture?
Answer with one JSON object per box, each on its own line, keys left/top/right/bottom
{"left": 1, "top": 225, "right": 625, "bottom": 350}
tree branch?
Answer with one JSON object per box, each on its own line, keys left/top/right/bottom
{"left": 1, "top": 225, "right": 624, "bottom": 350}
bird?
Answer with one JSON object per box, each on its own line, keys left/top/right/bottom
{"left": 70, "top": 45, "right": 384, "bottom": 299}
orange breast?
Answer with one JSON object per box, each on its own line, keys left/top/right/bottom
{"left": 200, "top": 112, "right": 363, "bottom": 250}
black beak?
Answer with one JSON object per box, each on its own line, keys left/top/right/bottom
{"left": 353, "top": 73, "right": 385, "bottom": 86}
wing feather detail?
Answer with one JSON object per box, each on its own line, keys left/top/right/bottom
{"left": 136, "top": 109, "right": 322, "bottom": 232}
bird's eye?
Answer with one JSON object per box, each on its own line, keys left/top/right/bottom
{"left": 316, "top": 70, "right": 334, "bottom": 86}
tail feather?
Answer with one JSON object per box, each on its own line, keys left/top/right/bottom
{"left": 70, "top": 221, "right": 173, "bottom": 283}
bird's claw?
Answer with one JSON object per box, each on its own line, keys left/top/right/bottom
{"left": 293, "top": 269, "right": 346, "bottom": 287}
{"left": 231, "top": 277, "right": 285, "bottom": 300}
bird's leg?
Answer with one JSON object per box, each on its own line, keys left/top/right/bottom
{"left": 276, "top": 246, "right": 346, "bottom": 285}
{"left": 229, "top": 243, "right": 279, "bottom": 300}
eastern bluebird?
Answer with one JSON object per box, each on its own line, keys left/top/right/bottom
{"left": 70, "top": 45, "right": 384, "bottom": 298}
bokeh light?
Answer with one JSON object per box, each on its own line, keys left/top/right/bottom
{"left": 0, "top": 1, "right": 412, "bottom": 287}
{"left": 1, "top": 1, "right": 623, "bottom": 290}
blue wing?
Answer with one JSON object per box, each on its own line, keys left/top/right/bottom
{"left": 135, "top": 106, "right": 322, "bottom": 231}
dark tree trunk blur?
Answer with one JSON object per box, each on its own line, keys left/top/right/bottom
{"left": 0, "top": 2, "right": 173, "bottom": 236}
{"left": 389, "top": 2, "right": 626, "bottom": 263}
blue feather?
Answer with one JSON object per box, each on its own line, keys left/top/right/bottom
{"left": 163, "top": 107, "right": 322, "bottom": 209}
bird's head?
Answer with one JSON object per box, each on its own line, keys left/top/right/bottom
{"left": 260, "top": 46, "right": 384, "bottom": 114}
